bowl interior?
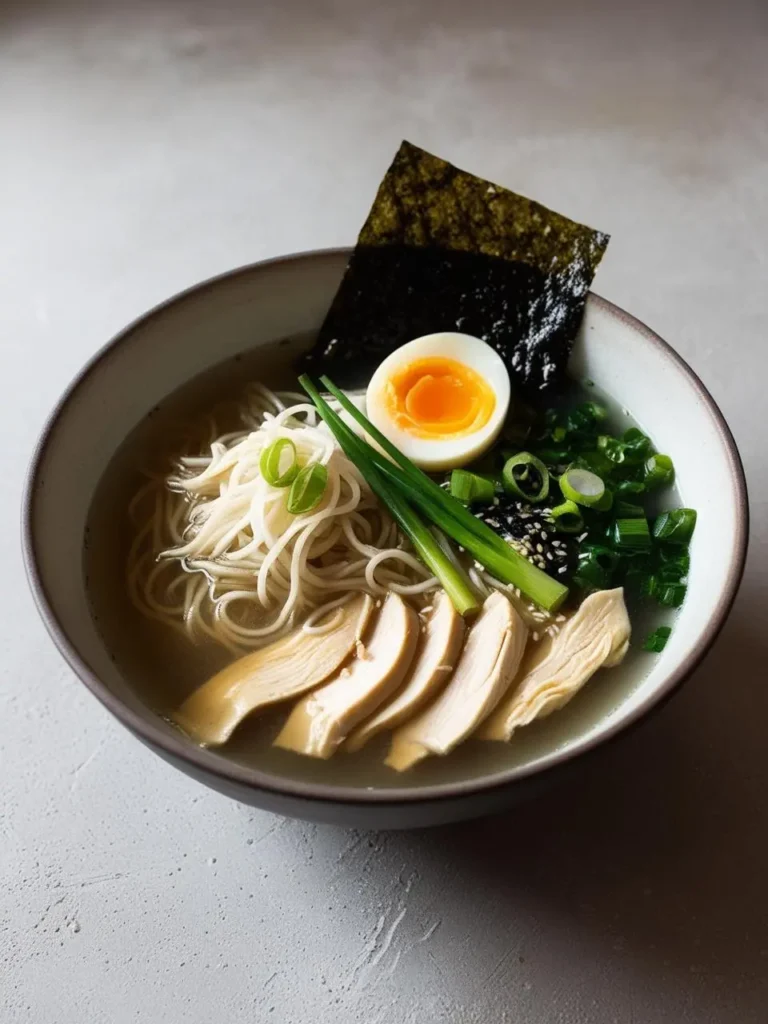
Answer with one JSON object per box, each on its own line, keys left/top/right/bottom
{"left": 25, "top": 250, "right": 746, "bottom": 801}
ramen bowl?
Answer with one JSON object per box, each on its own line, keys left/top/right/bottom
{"left": 22, "top": 250, "right": 748, "bottom": 828}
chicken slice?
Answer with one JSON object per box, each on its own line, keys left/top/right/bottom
{"left": 479, "top": 587, "right": 631, "bottom": 742}
{"left": 345, "top": 591, "right": 465, "bottom": 753}
{"left": 386, "top": 592, "right": 528, "bottom": 771}
{"left": 174, "top": 594, "right": 374, "bottom": 746}
{"left": 274, "top": 593, "right": 419, "bottom": 759}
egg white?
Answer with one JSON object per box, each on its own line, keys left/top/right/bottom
{"left": 365, "top": 332, "right": 511, "bottom": 471}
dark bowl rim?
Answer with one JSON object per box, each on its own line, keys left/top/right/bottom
{"left": 21, "top": 248, "right": 750, "bottom": 808}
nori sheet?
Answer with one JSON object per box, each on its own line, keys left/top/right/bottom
{"left": 300, "top": 141, "right": 609, "bottom": 401}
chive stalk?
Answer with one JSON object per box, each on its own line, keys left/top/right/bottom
{"left": 300, "top": 378, "right": 478, "bottom": 614}
{"left": 307, "top": 376, "right": 569, "bottom": 612}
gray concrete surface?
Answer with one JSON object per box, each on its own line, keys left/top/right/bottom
{"left": 2, "top": 1, "right": 767, "bottom": 1021}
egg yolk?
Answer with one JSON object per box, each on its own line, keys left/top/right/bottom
{"left": 384, "top": 357, "right": 496, "bottom": 439}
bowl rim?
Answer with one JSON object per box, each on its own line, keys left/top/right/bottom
{"left": 21, "top": 248, "right": 750, "bottom": 808}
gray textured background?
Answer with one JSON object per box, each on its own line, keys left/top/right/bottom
{"left": 2, "top": 1, "right": 767, "bottom": 1021}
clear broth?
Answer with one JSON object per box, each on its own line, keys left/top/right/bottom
{"left": 85, "top": 338, "right": 676, "bottom": 790}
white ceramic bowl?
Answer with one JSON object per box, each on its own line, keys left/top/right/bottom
{"left": 22, "top": 250, "right": 748, "bottom": 828}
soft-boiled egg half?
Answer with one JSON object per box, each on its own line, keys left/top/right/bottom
{"left": 366, "top": 332, "right": 510, "bottom": 470}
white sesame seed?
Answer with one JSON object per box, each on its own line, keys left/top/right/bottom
{"left": 577, "top": 532, "right": 589, "bottom": 542}
{"left": 536, "top": 544, "right": 544, "bottom": 554}
{"left": 557, "top": 566, "right": 568, "bottom": 574}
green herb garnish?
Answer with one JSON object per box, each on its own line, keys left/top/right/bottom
{"left": 260, "top": 438, "right": 300, "bottom": 487}
{"left": 286, "top": 463, "right": 328, "bottom": 514}
{"left": 643, "top": 625, "right": 672, "bottom": 652}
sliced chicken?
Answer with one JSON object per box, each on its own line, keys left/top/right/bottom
{"left": 386, "top": 592, "right": 528, "bottom": 772}
{"left": 479, "top": 587, "right": 631, "bottom": 742}
{"left": 174, "top": 594, "right": 374, "bottom": 746}
{"left": 345, "top": 592, "right": 465, "bottom": 753}
{"left": 274, "top": 593, "right": 419, "bottom": 759}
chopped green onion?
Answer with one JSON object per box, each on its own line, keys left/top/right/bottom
{"left": 653, "top": 508, "right": 697, "bottom": 543}
{"left": 644, "top": 454, "right": 675, "bottom": 489}
{"left": 622, "top": 427, "right": 653, "bottom": 464}
{"left": 502, "top": 452, "right": 550, "bottom": 503}
{"left": 615, "top": 479, "right": 645, "bottom": 498}
{"left": 658, "top": 544, "right": 690, "bottom": 580}
{"left": 573, "top": 543, "right": 620, "bottom": 593}
{"left": 657, "top": 583, "right": 687, "bottom": 608}
{"left": 627, "top": 570, "right": 659, "bottom": 599}
{"left": 643, "top": 625, "right": 672, "bottom": 653}
{"left": 597, "top": 434, "right": 626, "bottom": 465}
{"left": 286, "top": 463, "right": 328, "bottom": 514}
{"left": 566, "top": 402, "right": 607, "bottom": 434}
{"left": 550, "top": 499, "right": 584, "bottom": 534}
{"left": 614, "top": 499, "right": 645, "bottom": 518}
{"left": 450, "top": 469, "right": 496, "bottom": 505}
{"left": 534, "top": 446, "right": 571, "bottom": 467}
{"left": 299, "top": 379, "right": 478, "bottom": 614}
{"left": 612, "top": 517, "right": 652, "bottom": 550}
{"left": 575, "top": 450, "right": 615, "bottom": 478}
{"left": 573, "top": 561, "right": 610, "bottom": 592}
{"left": 592, "top": 488, "right": 614, "bottom": 512}
{"left": 551, "top": 425, "right": 568, "bottom": 443}
{"left": 314, "top": 376, "right": 568, "bottom": 612}
{"left": 583, "top": 543, "right": 621, "bottom": 572}
{"left": 559, "top": 467, "right": 606, "bottom": 508}
{"left": 260, "top": 438, "right": 300, "bottom": 487}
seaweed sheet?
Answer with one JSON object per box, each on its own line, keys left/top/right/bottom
{"left": 300, "top": 141, "right": 609, "bottom": 400}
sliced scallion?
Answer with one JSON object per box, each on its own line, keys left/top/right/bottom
{"left": 614, "top": 499, "right": 645, "bottom": 518}
{"left": 260, "top": 437, "right": 299, "bottom": 487}
{"left": 615, "top": 479, "right": 645, "bottom": 498}
{"left": 653, "top": 508, "right": 697, "bottom": 543}
{"left": 286, "top": 463, "right": 328, "bottom": 514}
{"left": 612, "top": 517, "right": 652, "bottom": 550}
{"left": 450, "top": 469, "right": 495, "bottom": 505}
{"left": 643, "top": 625, "right": 672, "bottom": 653}
{"left": 597, "top": 434, "right": 626, "bottom": 465}
{"left": 573, "top": 544, "right": 619, "bottom": 592}
{"left": 559, "top": 467, "right": 606, "bottom": 508}
{"left": 657, "top": 583, "right": 687, "bottom": 608}
{"left": 644, "top": 454, "right": 675, "bottom": 489}
{"left": 502, "top": 452, "right": 550, "bottom": 503}
{"left": 550, "top": 499, "right": 584, "bottom": 534}
{"left": 622, "top": 427, "right": 653, "bottom": 464}
{"left": 566, "top": 402, "right": 607, "bottom": 434}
